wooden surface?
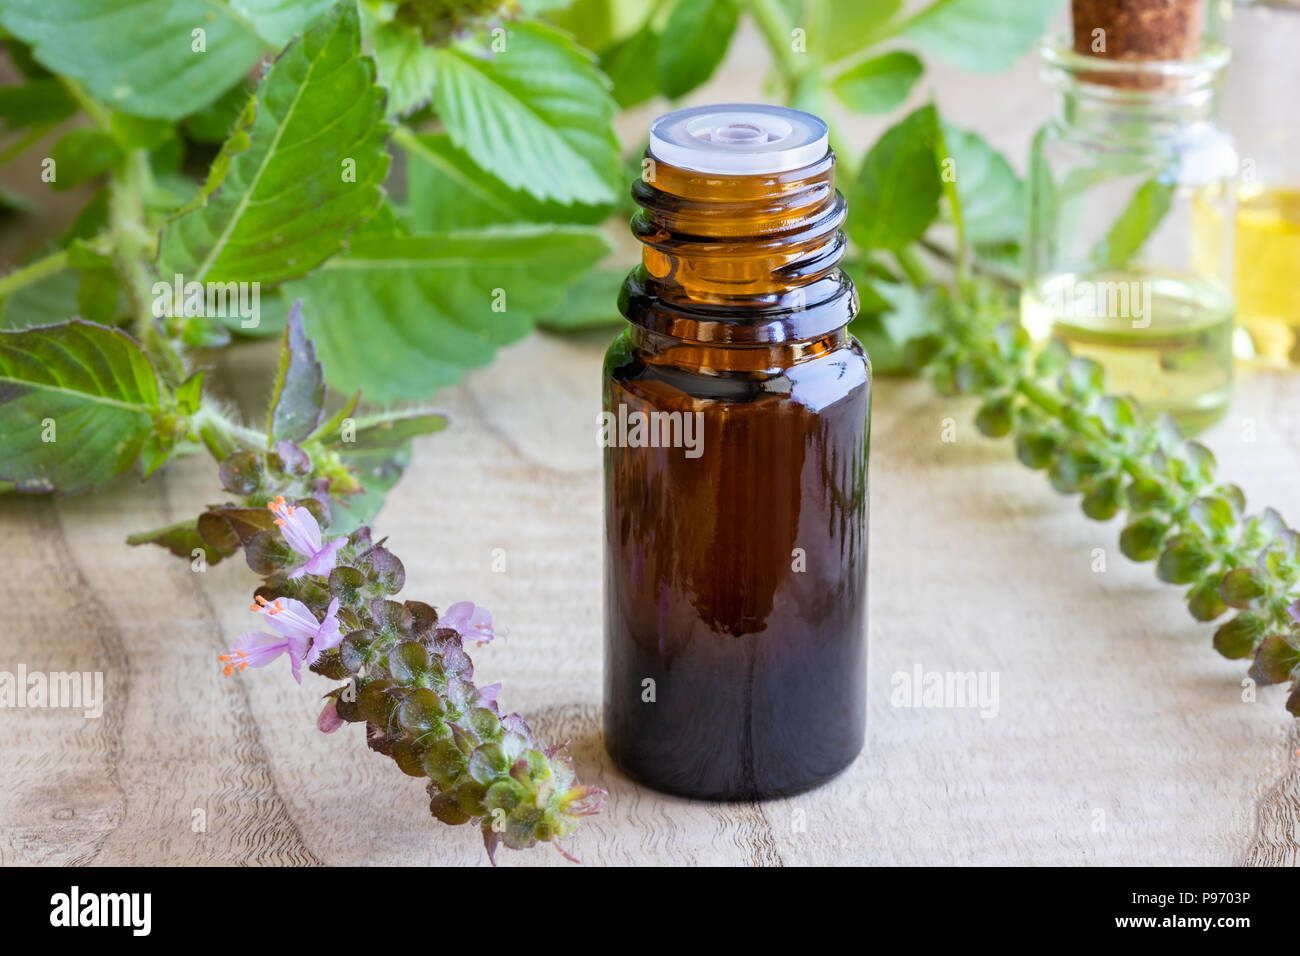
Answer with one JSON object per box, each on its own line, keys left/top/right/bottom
{"left": 2, "top": 331, "right": 1299, "bottom": 867}
{"left": 2, "top": 24, "right": 1299, "bottom": 868}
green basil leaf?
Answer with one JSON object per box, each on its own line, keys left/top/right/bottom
{"left": 830, "top": 50, "right": 922, "bottom": 115}
{"left": 433, "top": 22, "right": 620, "bottom": 205}
{"left": 0, "top": 319, "right": 162, "bottom": 491}
{"left": 657, "top": 0, "right": 740, "bottom": 99}
{"left": 848, "top": 103, "right": 942, "bottom": 251}
{"left": 283, "top": 226, "right": 612, "bottom": 402}
{"left": 901, "top": 0, "right": 1063, "bottom": 72}
{"left": 0, "top": 0, "right": 268, "bottom": 121}
{"left": 157, "top": 2, "right": 390, "bottom": 287}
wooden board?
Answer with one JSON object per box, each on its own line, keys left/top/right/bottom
{"left": 1, "top": 327, "right": 1297, "bottom": 867}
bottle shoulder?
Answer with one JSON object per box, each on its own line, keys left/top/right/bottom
{"left": 604, "top": 326, "right": 870, "bottom": 412}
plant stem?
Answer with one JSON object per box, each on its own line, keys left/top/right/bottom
{"left": 919, "top": 238, "right": 1020, "bottom": 291}
{"left": 0, "top": 248, "right": 69, "bottom": 298}
{"left": 59, "top": 76, "right": 114, "bottom": 133}
{"left": 0, "top": 122, "right": 54, "bottom": 166}
{"left": 193, "top": 401, "right": 268, "bottom": 459}
{"left": 894, "top": 245, "right": 931, "bottom": 287}
{"left": 107, "top": 148, "right": 180, "bottom": 380}
{"left": 747, "top": 0, "right": 806, "bottom": 93}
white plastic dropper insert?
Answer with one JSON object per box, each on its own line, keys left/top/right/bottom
{"left": 647, "top": 104, "right": 829, "bottom": 176}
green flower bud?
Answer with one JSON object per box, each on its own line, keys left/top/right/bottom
{"left": 1156, "top": 534, "right": 1213, "bottom": 584}
{"left": 1033, "top": 338, "right": 1071, "bottom": 377}
{"left": 1096, "top": 395, "right": 1138, "bottom": 436}
{"left": 1059, "top": 357, "right": 1104, "bottom": 401}
{"left": 975, "top": 395, "right": 1015, "bottom": 437}
{"left": 1188, "top": 496, "right": 1235, "bottom": 542}
{"left": 1213, "top": 613, "right": 1265, "bottom": 660}
{"left": 1218, "top": 567, "right": 1268, "bottom": 608}
{"left": 1186, "top": 578, "right": 1228, "bottom": 622}
{"left": 425, "top": 738, "right": 468, "bottom": 789}
{"left": 1081, "top": 474, "right": 1122, "bottom": 521}
{"left": 1251, "top": 634, "right": 1300, "bottom": 684}
{"left": 1125, "top": 476, "right": 1173, "bottom": 513}
{"left": 1120, "top": 515, "right": 1169, "bottom": 562}
{"left": 1015, "top": 428, "right": 1059, "bottom": 470}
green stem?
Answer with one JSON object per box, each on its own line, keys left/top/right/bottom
{"left": 747, "top": 0, "right": 806, "bottom": 93}
{"left": 107, "top": 148, "right": 178, "bottom": 379}
{"left": 0, "top": 123, "right": 53, "bottom": 166}
{"left": 193, "top": 402, "right": 267, "bottom": 459}
{"left": 919, "top": 238, "right": 1020, "bottom": 291}
{"left": 0, "top": 248, "right": 69, "bottom": 298}
{"left": 894, "top": 245, "right": 931, "bottom": 287}
{"left": 59, "top": 76, "right": 113, "bottom": 133}
{"left": 823, "top": 0, "right": 939, "bottom": 80}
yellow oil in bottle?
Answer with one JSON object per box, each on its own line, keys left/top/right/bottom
{"left": 1021, "top": 270, "right": 1235, "bottom": 433}
{"left": 1193, "top": 183, "right": 1300, "bottom": 366}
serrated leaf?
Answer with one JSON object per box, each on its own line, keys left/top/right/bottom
{"left": 538, "top": 266, "right": 628, "bottom": 332}
{"left": 848, "top": 104, "right": 941, "bottom": 251}
{"left": 815, "top": 0, "right": 901, "bottom": 62}
{"left": 657, "top": 0, "right": 739, "bottom": 99}
{"left": 157, "top": 2, "right": 390, "bottom": 287}
{"left": 49, "top": 129, "right": 121, "bottom": 192}
{"left": 0, "top": 0, "right": 268, "bottom": 121}
{"left": 182, "top": 80, "right": 255, "bottom": 145}
{"left": 0, "top": 78, "right": 76, "bottom": 128}
{"left": 900, "top": 0, "right": 1064, "bottom": 72}
{"left": 940, "top": 122, "right": 1026, "bottom": 245}
{"left": 0, "top": 319, "right": 161, "bottom": 492}
{"left": 432, "top": 22, "right": 620, "bottom": 205}
{"left": 362, "top": 13, "right": 438, "bottom": 117}
{"left": 847, "top": 274, "right": 944, "bottom": 374}
{"left": 283, "top": 226, "right": 612, "bottom": 401}
{"left": 267, "top": 301, "right": 325, "bottom": 443}
{"left": 325, "top": 406, "right": 450, "bottom": 449}
{"left": 0, "top": 267, "right": 79, "bottom": 329}
{"left": 402, "top": 132, "right": 609, "bottom": 231}
{"left": 830, "top": 51, "right": 922, "bottom": 115}
{"left": 599, "top": 24, "right": 660, "bottom": 109}
{"left": 234, "top": 0, "right": 337, "bottom": 46}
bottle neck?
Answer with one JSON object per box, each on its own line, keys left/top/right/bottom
{"left": 1042, "top": 39, "right": 1229, "bottom": 140}
{"left": 620, "top": 153, "right": 857, "bottom": 346}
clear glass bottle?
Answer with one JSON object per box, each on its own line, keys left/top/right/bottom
{"left": 1195, "top": 0, "right": 1300, "bottom": 366}
{"left": 602, "top": 105, "right": 870, "bottom": 800}
{"left": 1024, "top": 30, "right": 1238, "bottom": 433}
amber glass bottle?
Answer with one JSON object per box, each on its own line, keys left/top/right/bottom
{"left": 602, "top": 105, "right": 871, "bottom": 800}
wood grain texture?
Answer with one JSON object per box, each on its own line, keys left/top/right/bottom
{"left": 1, "top": 26, "right": 1297, "bottom": 868}
{"left": 2, "top": 329, "right": 1298, "bottom": 867}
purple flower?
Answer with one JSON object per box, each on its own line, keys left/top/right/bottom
{"left": 317, "top": 698, "right": 344, "bottom": 733}
{"left": 220, "top": 595, "right": 342, "bottom": 684}
{"left": 268, "top": 495, "right": 345, "bottom": 580}
{"left": 441, "top": 601, "right": 496, "bottom": 644}
{"left": 1289, "top": 600, "right": 1300, "bottom": 626}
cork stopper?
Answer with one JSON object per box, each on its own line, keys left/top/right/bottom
{"left": 1071, "top": 0, "right": 1205, "bottom": 87}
